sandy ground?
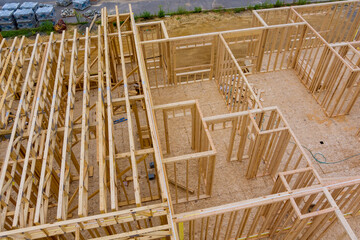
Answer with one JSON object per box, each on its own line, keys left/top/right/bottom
{"left": 162, "top": 11, "right": 254, "bottom": 37}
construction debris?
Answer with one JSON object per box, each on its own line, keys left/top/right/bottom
{"left": 61, "top": 8, "right": 75, "bottom": 17}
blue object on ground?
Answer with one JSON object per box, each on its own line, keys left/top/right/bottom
{"left": 148, "top": 173, "right": 155, "bottom": 180}
{"left": 149, "top": 162, "right": 155, "bottom": 169}
{"left": 113, "top": 117, "right": 127, "bottom": 124}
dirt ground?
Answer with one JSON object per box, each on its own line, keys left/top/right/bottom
{"left": 161, "top": 11, "right": 254, "bottom": 37}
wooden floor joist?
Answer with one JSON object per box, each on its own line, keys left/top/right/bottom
{"left": 0, "top": 1, "right": 359, "bottom": 239}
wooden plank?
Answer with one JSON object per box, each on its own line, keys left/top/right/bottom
{"left": 34, "top": 32, "right": 66, "bottom": 224}
{"left": 116, "top": 6, "right": 141, "bottom": 207}
{"left": 323, "top": 188, "right": 358, "bottom": 240}
{"left": 79, "top": 27, "right": 91, "bottom": 217}
{"left": 57, "top": 30, "right": 78, "bottom": 220}
{"left": 12, "top": 32, "right": 57, "bottom": 228}
{"left": 103, "top": 10, "right": 119, "bottom": 211}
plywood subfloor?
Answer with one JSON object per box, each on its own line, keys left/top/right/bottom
{"left": 151, "top": 81, "right": 275, "bottom": 214}
{"left": 247, "top": 69, "right": 360, "bottom": 178}
{"left": 246, "top": 69, "right": 360, "bottom": 239}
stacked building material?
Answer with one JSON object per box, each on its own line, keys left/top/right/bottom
{"left": 56, "top": 0, "right": 72, "bottom": 7}
{"left": 14, "top": 8, "right": 37, "bottom": 29}
{"left": 73, "top": 0, "right": 90, "bottom": 11}
{"left": 0, "top": 2, "right": 56, "bottom": 31}
{"left": 13, "top": 3, "right": 39, "bottom": 30}
{"left": 35, "top": 6, "right": 55, "bottom": 24}
{"left": 20, "top": 2, "right": 39, "bottom": 11}
{"left": 38, "top": 3, "right": 53, "bottom": 8}
{"left": 0, "top": 10, "right": 16, "bottom": 31}
{"left": 83, "top": 9, "right": 100, "bottom": 19}
{"left": 2, "top": 3, "right": 20, "bottom": 11}
{"left": 0, "top": 10, "right": 15, "bottom": 23}
{"left": 17, "top": 21, "right": 37, "bottom": 29}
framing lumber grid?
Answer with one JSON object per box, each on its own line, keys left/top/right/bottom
{"left": 138, "top": 1, "right": 360, "bottom": 239}
{"left": 0, "top": 1, "right": 359, "bottom": 239}
{"left": 0, "top": 6, "right": 174, "bottom": 239}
